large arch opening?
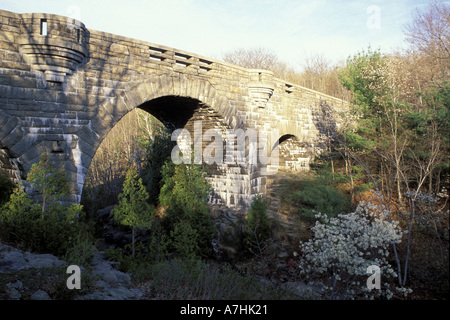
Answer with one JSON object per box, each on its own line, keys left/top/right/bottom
{"left": 81, "top": 95, "right": 250, "bottom": 211}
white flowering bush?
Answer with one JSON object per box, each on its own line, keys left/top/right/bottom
{"left": 298, "top": 201, "right": 410, "bottom": 300}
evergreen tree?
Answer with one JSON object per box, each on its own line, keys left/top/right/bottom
{"left": 0, "top": 163, "right": 88, "bottom": 257}
{"left": 142, "top": 128, "right": 174, "bottom": 204}
{"left": 112, "top": 166, "right": 155, "bottom": 257}
{"left": 159, "top": 160, "right": 216, "bottom": 258}
{"left": 245, "top": 195, "right": 271, "bottom": 245}
{"left": 27, "top": 151, "right": 70, "bottom": 218}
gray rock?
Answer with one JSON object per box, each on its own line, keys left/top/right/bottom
{"left": 0, "top": 241, "right": 143, "bottom": 300}
{"left": 277, "top": 251, "right": 289, "bottom": 259}
{"left": 6, "top": 280, "right": 23, "bottom": 290}
{"left": 283, "top": 281, "right": 325, "bottom": 299}
{"left": 31, "top": 290, "right": 51, "bottom": 300}
{"left": 6, "top": 281, "right": 23, "bottom": 300}
{"left": 0, "top": 242, "right": 64, "bottom": 272}
{"left": 113, "top": 270, "right": 131, "bottom": 284}
{"left": 0, "top": 246, "right": 28, "bottom": 272}
{"left": 6, "top": 287, "right": 22, "bottom": 300}
{"left": 23, "top": 252, "right": 64, "bottom": 269}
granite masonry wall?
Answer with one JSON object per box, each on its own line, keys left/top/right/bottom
{"left": 0, "top": 9, "right": 348, "bottom": 208}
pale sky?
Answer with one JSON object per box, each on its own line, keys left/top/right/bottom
{"left": 0, "top": 0, "right": 432, "bottom": 70}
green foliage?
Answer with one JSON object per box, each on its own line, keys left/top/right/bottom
{"left": 244, "top": 195, "right": 271, "bottom": 250}
{"left": 0, "top": 184, "right": 92, "bottom": 257}
{"left": 158, "top": 160, "right": 216, "bottom": 258}
{"left": 338, "top": 47, "right": 386, "bottom": 113}
{"left": 0, "top": 173, "right": 14, "bottom": 206}
{"left": 0, "top": 152, "right": 95, "bottom": 259}
{"left": 416, "top": 83, "right": 450, "bottom": 146}
{"left": 124, "top": 258, "right": 291, "bottom": 300}
{"left": 343, "top": 131, "right": 377, "bottom": 151}
{"left": 64, "top": 231, "right": 97, "bottom": 267}
{"left": 338, "top": 50, "right": 449, "bottom": 179}
{"left": 290, "top": 183, "right": 349, "bottom": 221}
{"left": 27, "top": 152, "right": 70, "bottom": 217}
{"left": 0, "top": 263, "right": 97, "bottom": 300}
{"left": 170, "top": 220, "right": 200, "bottom": 260}
{"left": 141, "top": 128, "right": 175, "bottom": 204}
{"left": 337, "top": 48, "right": 393, "bottom": 156}
{"left": 284, "top": 171, "right": 352, "bottom": 222}
{"left": 104, "top": 242, "right": 152, "bottom": 274}
{"left": 147, "top": 221, "right": 171, "bottom": 263}
{"left": 112, "top": 166, "right": 155, "bottom": 257}
{"left": 159, "top": 160, "right": 212, "bottom": 216}
{"left": 113, "top": 167, "right": 154, "bottom": 228}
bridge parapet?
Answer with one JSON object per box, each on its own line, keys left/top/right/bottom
{"left": 16, "top": 12, "right": 89, "bottom": 83}
{"left": 0, "top": 9, "right": 348, "bottom": 208}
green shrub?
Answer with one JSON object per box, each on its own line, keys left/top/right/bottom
{"left": 27, "top": 151, "right": 70, "bottom": 218}
{"left": 243, "top": 195, "right": 271, "bottom": 253}
{"left": 112, "top": 166, "right": 155, "bottom": 257}
{"left": 0, "top": 186, "right": 92, "bottom": 257}
{"left": 136, "top": 259, "right": 290, "bottom": 300}
{"left": 64, "top": 231, "right": 97, "bottom": 267}
{"left": 289, "top": 182, "right": 349, "bottom": 220}
{"left": 282, "top": 172, "right": 351, "bottom": 223}
{"left": 170, "top": 220, "right": 200, "bottom": 259}
{"left": 0, "top": 173, "right": 14, "bottom": 206}
{"left": 147, "top": 220, "right": 170, "bottom": 263}
{"left": 158, "top": 160, "right": 216, "bottom": 258}
{"left": 0, "top": 152, "right": 95, "bottom": 259}
{"left": 141, "top": 128, "right": 174, "bottom": 204}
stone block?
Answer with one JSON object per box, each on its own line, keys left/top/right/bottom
{"left": 8, "top": 134, "right": 33, "bottom": 158}
{"left": 89, "top": 114, "right": 116, "bottom": 141}
{"left": 0, "top": 109, "right": 13, "bottom": 127}
{"left": 134, "top": 81, "right": 151, "bottom": 104}
{"left": 0, "top": 119, "right": 24, "bottom": 148}
{"left": 76, "top": 137, "right": 96, "bottom": 159}
{"left": 122, "top": 89, "right": 143, "bottom": 111}
{"left": 102, "top": 96, "right": 128, "bottom": 121}
{"left": 18, "top": 144, "right": 42, "bottom": 171}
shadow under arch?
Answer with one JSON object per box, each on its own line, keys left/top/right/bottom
{"left": 80, "top": 75, "right": 253, "bottom": 208}
{"left": 87, "top": 74, "right": 242, "bottom": 157}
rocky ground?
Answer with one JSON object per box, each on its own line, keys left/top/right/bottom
{"left": 0, "top": 239, "right": 321, "bottom": 300}
{"left": 0, "top": 172, "right": 322, "bottom": 301}
{"left": 0, "top": 241, "right": 143, "bottom": 300}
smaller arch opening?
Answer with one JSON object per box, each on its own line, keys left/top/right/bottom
{"left": 272, "top": 134, "right": 310, "bottom": 172}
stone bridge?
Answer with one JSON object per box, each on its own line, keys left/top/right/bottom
{"left": 0, "top": 9, "right": 347, "bottom": 208}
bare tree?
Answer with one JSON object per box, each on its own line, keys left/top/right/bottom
{"left": 222, "top": 47, "right": 351, "bottom": 100}
{"left": 83, "top": 108, "right": 160, "bottom": 207}
{"left": 222, "top": 47, "right": 297, "bottom": 81}
{"left": 222, "top": 47, "right": 279, "bottom": 70}
{"left": 403, "top": 0, "right": 450, "bottom": 84}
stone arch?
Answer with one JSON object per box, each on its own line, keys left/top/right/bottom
{"left": 87, "top": 74, "right": 240, "bottom": 154}
{"left": 78, "top": 73, "right": 251, "bottom": 207}
{"left": 272, "top": 134, "right": 310, "bottom": 172}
